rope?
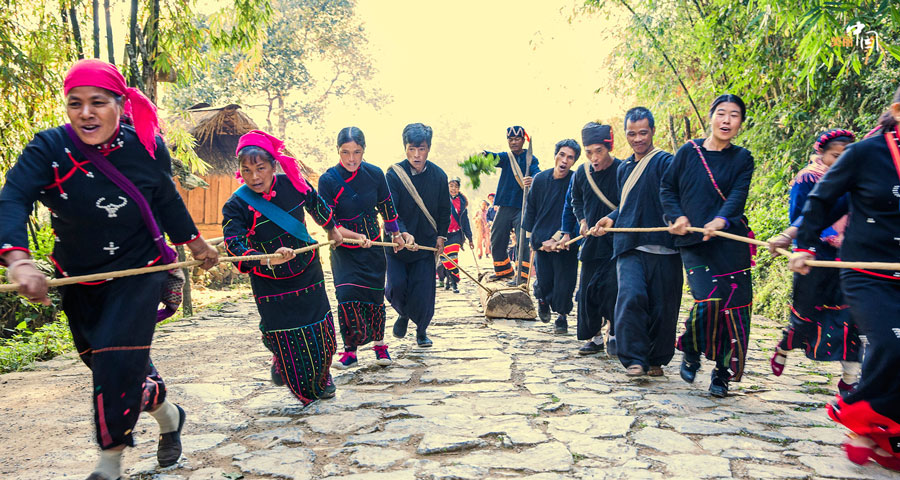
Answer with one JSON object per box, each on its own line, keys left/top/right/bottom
{"left": 339, "top": 238, "right": 492, "bottom": 293}
{"left": 4, "top": 225, "right": 899, "bottom": 295}
{"left": 0, "top": 241, "right": 336, "bottom": 293}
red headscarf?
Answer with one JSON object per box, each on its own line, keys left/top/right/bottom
{"left": 236, "top": 130, "right": 311, "bottom": 194}
{"left": 64, "top": 59, "right": 161, "bottom": 159}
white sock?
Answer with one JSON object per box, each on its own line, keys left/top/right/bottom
{"left": 93, "top": 449, "right": 122, "bottom": 480}
{"left": 148, "top": 400, "right": 180, "bottom": 434}
{"left": 840, "top": 361, "right": 861, "bottom": 384}
{"left": 592, "top": 335, "right": 604, "bottom": 345}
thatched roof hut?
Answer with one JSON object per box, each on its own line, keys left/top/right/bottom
{"left": 172, "top": 104, "right": 319, "bottom": 239}
{"left": 187, "top": 104, "right": 319, "bottom": 185}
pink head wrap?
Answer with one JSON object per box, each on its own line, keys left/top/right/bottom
{"left": 63, "top": 59, "right": 161, "bottom": 159}
{"left": 236, "top": 130, "right": 311, "bottom": 194}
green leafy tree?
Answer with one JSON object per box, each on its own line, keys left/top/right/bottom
{"left": 581, "top": 0, "right": 900, "bottom": 317}
{"left": 167, "top": 0, "right": 387, "bottom": 166}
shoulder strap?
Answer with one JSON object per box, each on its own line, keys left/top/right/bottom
{"left": 234, "top": 185, "right": 315, "bottom": 244}
{"left": 619, "top": 147, "right": 663, "bottom": 210}
{"left": 884, "top": 129, "right": 900, "bottom": 184}
{"left": 62, "top": 124, "right": 176, "bottom": 264}
{"left": 390, "top": 164, "right": 438, "bottom": 232}
{"left": 508, "top": 151, "right": 526, "bottom": 189}
{"left": 582, "top": 162, "right": 617, "bottom": 210}
{"left": 690, "top": 140, "right": 728, "bottom": 202}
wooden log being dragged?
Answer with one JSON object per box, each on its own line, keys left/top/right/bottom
{"left": 477, "top": 273, "right": 536, "bottom": 320}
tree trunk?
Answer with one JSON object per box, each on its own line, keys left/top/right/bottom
{"left": 68, "top": 4, "right": 84, "bottom": 60}
{"left": 265, "top": 95, "right": 274, "bottom": 132}
{"left": 126, "top": 0, "right": 140, "bottom": 87}
{"left": 684, "top": 117, "right": 692, "bottom": 140}
{"left": 92, "top": 0, "right": 100, "bottom": 58}
{"left": 142, "top": 0, "right": 159, "bottom": 102}
{"left": 104, "top": 0, "right": 114, "bottom": 63}
{"left": 176, "top": 245, "right": 193, "bottom": 317}
{"left": 277, "top": 94, "right": 286, "bottom": 138}
{"left": 668, "top": 115, "right": 678, "bottom": 151}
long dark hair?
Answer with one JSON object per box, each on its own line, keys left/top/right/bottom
{"left": 877, "top": 86, "right": 900, "bottom": 132}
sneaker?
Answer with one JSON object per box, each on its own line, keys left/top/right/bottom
{"left": 680, "top": 356, "right": 701, "bottom": 384}
{"left": 452, "top": 282, "right": 459, "bottom": 293}
{"left": 320, "top": 375, "right": 337, "bottom": 399}
{"left": 554, "top": 315, "right": 568, "bottom": 335}
{"left": 487, "top": 272, "right": 513, "bottom": 282}
{"left": 157, "top": 404, "right": 185, "bottom": 467}
{"left": 437, "top": 280, "right": 444, "bottom": 288}
{"left": 709, "top": 369, "right": 729, "bottom": 397}
{"left": 392, "top": 315, "right": 409, "bottom": 338}
{"left": 648, "top": 366, "right": 664, "bottom": 377}
{"left": 416, "top": 333, "right": 433, "bottom": 347}
{"left": 373, "top": 345, "right": 392, "bottom": 366}
{"left": 538, "top": 301, "right": 551, "bottom": 323}
{"left": 270, "top": 356, "right": 285, "bottom": 386}
{"left": 506, "top": 277, "right": 525, "bottom": 287}
{"left": 606, "top": 336, "right": 618, "bottom": 357}
{"left": 578, "top": 341, "right": 604, "bottom": 355}
{"left": 444, "top": 281, "right": 451, "bottom": 290}
{"left": 837, "top": 379, "right": 857, "bottom": 397}
{"left": 333, "top": 351, "right": 358, "bottom": 370}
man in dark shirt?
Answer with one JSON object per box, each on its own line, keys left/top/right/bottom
{"left": 524, "top": 139, "right": 580, "bottom": 334}
{"left": 560, "top": 123, "right": 621, "bottom": 355}
{"left": 484, "top": 126, "right": 540, "bottom": 284}
{"left": 594, "top": 107, "right": 683, "bottom": 378}
{"left": 386, "top": 123, "right": 451, "bottom": 348}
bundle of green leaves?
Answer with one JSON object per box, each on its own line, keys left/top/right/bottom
{"left": 458, "top": 153, "right": 499, "bottom": 189}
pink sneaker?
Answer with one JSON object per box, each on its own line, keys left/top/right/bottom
{"left": 333, "top": 351, "right": 358, "bottom": 370}
{"left": 373, "top": 344, "right": 392, "bottom": 366}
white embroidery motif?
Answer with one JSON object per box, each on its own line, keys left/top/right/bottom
{"left": 103, "top": 242, "right": 119, "bottom": 255}
{"left": 892, "top": 328, "right": 900, "bottom": 339}
{"left": 96, "top": 196, "right": 128, "bottom": 218}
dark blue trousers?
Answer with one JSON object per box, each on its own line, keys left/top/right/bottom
{"left": 615, "top": 250, "right": 683, "bottom": 370}
{"left": 385, "top": 254, "right": 436, "bottom": 334}
{"left": 576, "top": 257, "right": 618, "bottom": 340}
{"left": 534, "top": 248, "right": 578, "bottom": 316}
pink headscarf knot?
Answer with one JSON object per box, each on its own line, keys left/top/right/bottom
{"left": 236, "top": 130, "right": 311, "bottom": 194}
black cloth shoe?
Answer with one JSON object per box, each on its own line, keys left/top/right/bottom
{"left": 578, "top": 340, "right": 604, "bottom": 355}
{"left": 554, "top": 315, "right": 568, "bottom": 335}
{"left": 416, "top": 333, "right": 433, "bottom": 347}
{"left": 709, "top": 369, "right": 729, "bottom": 398}
{"left": 270, "top": 355, "right": 285, "bottom": 386}
{"left": 606, "top": 336, "right": 617, "bottom": 357}
{"left": 157, "top": 404, "right": 185, "bottom": 467}
{"left": 538, "top": 301, "right": 551, "bottom": 323}
{"left": 506, "top": 277, "right": 525, "bottom": 287}
{"left": 487, "top": 272, "right": 513, "bottom": 282}
{"left": 320, "top": 375, "right": 337, "bottom": 399}
{"left": 680, "top": 356, "right": 701, "bottom": 384}
{"left": 392, "top": 315, "right": 409, "bottom": 338}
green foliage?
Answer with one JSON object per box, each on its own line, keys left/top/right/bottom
{"left": 166, "top": 0, "right": 387, "bottom": 167}
{"left": 458, "top": 153, "right": 499, "bottom": 189}
{"left": 582, "top": 0, "right": 900, "bottom": 316}
{"left": 0, "top": 314, "right": 72, "bottom": 373}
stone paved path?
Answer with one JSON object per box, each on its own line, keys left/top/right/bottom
{"left": 2, "top": 264, "right": 899, "bottom": 480}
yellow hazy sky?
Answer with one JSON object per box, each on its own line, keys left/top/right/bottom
{"left": 306, "top": 0, "right": 631, "bottom": 194}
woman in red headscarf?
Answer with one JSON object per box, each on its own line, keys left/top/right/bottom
{"left": 0, "top": 59, "right": 219, "bottom": 480}
{"left": 222, "top": 129, "right": 343, "bottom": 405}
